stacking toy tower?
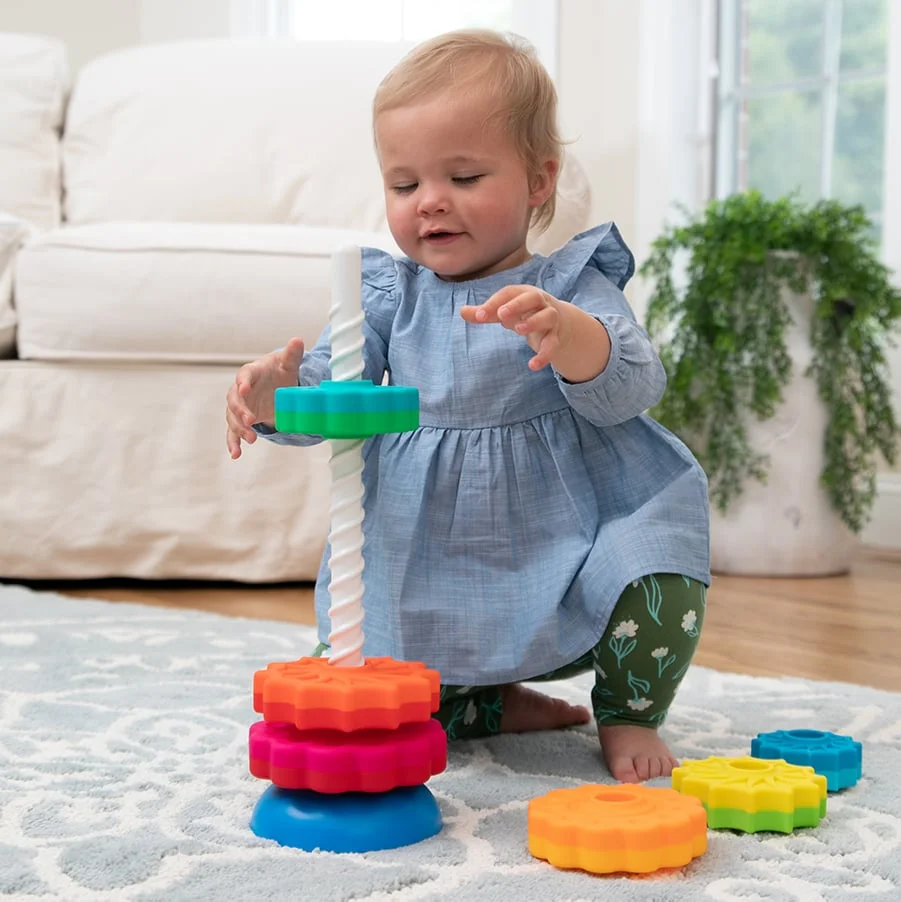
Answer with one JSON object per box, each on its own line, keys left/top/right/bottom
{"left": 248, "top": 246, "right": 447, "bottom": 853}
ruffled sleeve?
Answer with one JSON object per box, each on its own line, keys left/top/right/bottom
{"left": 541, "top": 222, "right": 635, "bottom": 297}
{"left": 254, "top": 246, "right": 399, "bottom": 446}
{"left": 540, "top": 223, "right": 666, "bottom": 428}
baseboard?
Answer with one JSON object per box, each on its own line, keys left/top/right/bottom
{"left": 862, "top": 474, "right": 901, "bottom": 549}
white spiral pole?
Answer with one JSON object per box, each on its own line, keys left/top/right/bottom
{"left": 326, "top": 246, "right": 366, "bottom": 667}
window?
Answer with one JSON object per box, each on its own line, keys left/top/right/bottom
{"left": 715, "top": 0, "right": 889, "bottom": 240}
{"left": 231, "top": 0, "right": 558, "bottom": 76}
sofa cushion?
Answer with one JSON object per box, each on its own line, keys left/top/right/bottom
{"left": 15, "top": 222, "right": 399, "bottom": 363}
{"left": 0, "top": 34, "right": 68, "bottom": 230}
{"left": 62, "top": 40, "right": 407, "bottom": 231}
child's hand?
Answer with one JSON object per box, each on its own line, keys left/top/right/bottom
{"left": 461, "top": 286, "right": 572, "bottom": 371}
{"left": 226, "top": 337, "right": 305, "bottom": 459}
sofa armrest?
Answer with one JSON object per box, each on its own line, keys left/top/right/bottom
{"left": 0, "top": 214, "right": 36, "bottom": 357}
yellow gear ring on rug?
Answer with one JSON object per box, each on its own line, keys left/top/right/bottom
{"left": 672, "top": 756, "right": 828, "bottom": 833}
{"left": 528, "top": 784, "right": 707, "bottom": 875}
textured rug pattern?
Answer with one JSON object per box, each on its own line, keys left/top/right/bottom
{"left": 1, "top": 587, "right": 900, "bottom": 901}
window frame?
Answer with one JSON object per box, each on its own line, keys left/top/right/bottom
{"left": 714, "top": 0, "right": 891, "bottom": 231}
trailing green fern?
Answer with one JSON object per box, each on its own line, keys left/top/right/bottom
{"left": 641, "top": 190, "right": 901, "bottom": 533}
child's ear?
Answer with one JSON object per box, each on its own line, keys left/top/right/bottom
{"left": 529, "top": 157, "right": 560, "bottom": 208}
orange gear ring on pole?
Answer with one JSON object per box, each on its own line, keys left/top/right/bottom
{"left": 528, "top": 784, "right": 708, "bottom": 875}
{"left": 253, "top": 656, "right": 441, "bottom": 732}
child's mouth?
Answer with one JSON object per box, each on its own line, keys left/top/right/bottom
{"left": 424, "top": 231, "right": 461, "bottom": 245}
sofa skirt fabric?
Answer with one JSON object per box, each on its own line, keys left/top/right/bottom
{"left": 0, "top": 360, "right": 330, "bottom": 581}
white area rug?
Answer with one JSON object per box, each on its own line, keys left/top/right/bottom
{"left": 1, "top": 585, "right": 900, "bottom": 901}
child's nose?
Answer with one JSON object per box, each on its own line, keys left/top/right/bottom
{"left": 417, "top": 186, "right": 449, "bottom": 216}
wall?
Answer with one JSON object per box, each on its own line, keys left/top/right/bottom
{"left": 557, "top": 0, "right": 640, "bottom": 261}
{"left": 139, "top": 0, "right": 230, "bottom": 46}
{"left": 0, "top": 0, "right": 142, "bottom": 73}
{"left": 557, "top": 0, "right": 713, "bottom": 319}
{"left": 0, "top": 0, "right": 230, "bottom": 73}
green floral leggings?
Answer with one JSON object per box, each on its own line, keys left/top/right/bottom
{"left": 313, "top": 573, "right": 706, "bottom": 741}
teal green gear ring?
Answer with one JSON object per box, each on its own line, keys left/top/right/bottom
{"left": 275, "top": 381, "right": 419, "bottom": 439}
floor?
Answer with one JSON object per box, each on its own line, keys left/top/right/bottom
{"left": 27, "top": 547, "right": 901, "bottom": 693}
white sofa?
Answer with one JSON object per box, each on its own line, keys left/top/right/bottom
{"left": 0, "top": 34, "right": 591, "bottom": 582}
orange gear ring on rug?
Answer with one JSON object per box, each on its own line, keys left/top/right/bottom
{"left": 253, "top": 656, "right": 441, "bottom": 732}
{"left": 527, "top": 784, "right": 708, "bottom": 875}
{"left": 671, "top": 756, "right": 828, "bottom": 833}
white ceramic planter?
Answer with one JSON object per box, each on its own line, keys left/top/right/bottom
{"left": 709, "top": 277, "right": 858, "bottom": 576}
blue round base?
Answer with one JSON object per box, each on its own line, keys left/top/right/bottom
{"left": 250, "top": 784, "right": 442, "bottom": 852}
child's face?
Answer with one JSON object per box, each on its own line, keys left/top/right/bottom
{"left": 375, "top": 91, "right": 554, "bottom": 281}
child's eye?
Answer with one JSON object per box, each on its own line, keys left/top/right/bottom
{"left": 392, "top": 184, "right": 417, "bottom": 195}
{"left": 453, "top": 175, "right": 483, "bottom": 185}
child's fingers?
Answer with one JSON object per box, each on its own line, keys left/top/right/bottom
{"left": 226, "top": 425, "right": 255, "bottom": 457}
{"left": 460, "top": 304, "right": 496, "bottom": 324}
{"left": 235, "top": 361, "right": 258, "bottom": 399}
{"left": 226, "top": 426, "right": 242, "bottom": 459}
{"left": 279, "top": 337, "right": 306, "bottom": 374}
{"left": 460, "top": 285, "right": 529, "bottom": 324}
{"left": 226, "top": 405, "right": 257, "bottom": 443}
{"left": 528, "top": 331, "right": 560, "bottom": 371}
{"left": 513, "top": 307, "right": 556, "bottom": 336}
{"left": 227, "top": 383, "right": 255, "bottom": 427}
{"left": 496, "top": 294, "right": 546, "bottom": 328}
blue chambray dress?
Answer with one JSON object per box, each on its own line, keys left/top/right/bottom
{"left": 261, "top": 223, "right": 710, "bottom": 686}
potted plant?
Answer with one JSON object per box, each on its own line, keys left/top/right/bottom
{"left": 640, "top": 190, "right": 901, "bottom": 575}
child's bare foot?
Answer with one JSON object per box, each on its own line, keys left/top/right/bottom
{"left": 597, "top": 723, "right": 680, "bottom": 783}
{"left": 499, "top": 684, "right": 591, "bottom": 733}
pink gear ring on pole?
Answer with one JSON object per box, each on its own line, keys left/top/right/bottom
{"left": 249, "top": 719, "right": 447, "bottom": 793}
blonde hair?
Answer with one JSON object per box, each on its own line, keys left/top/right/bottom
{"left": 373, "top": 29, "right": 562, "bottom": 233}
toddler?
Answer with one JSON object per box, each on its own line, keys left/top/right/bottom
{"left": 225, "top": 30, "right": 710, "bottom": 783}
